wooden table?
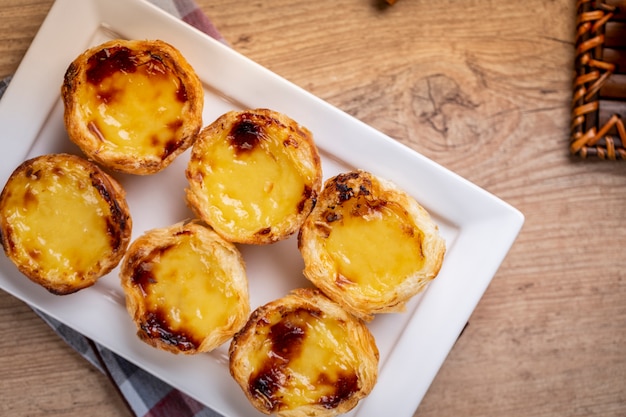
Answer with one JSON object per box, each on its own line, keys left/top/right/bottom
{"left": 1, "top": 1, "right": 625, "bottom": 416}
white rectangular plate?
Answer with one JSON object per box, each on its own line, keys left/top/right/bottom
{"left": 0, "top": 0, "right": 524, "bottom": 416}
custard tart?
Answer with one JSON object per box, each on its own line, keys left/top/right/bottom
{"left": 120, "top": 220, "right": 249, "bottom": 354}
{"left": 0, "top": 153, "right": 132, "bottom": 295}
{"left": 229, "top": 288, "right": 379, "bottom": 417}
{"left": 298, "top": 170, "right": 446, "bottom": 321}
{"left": 185, "top": 108, "right": 322, "bottom": 244}
{"left": 62, "top": 39, "right": 204, "bottom": 175}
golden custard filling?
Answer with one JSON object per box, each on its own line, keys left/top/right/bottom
{"left": 81, "top": 46, "right": 187, "bottom": 158}
{"left": 1, "top": 162, "right": 116, "bottom": 280}
{"left": 197, "top": 119, "right": 311, "bottom": 235}
{"left": 323, "top": 197, "right": 425, "bottom": 298}
{"left": 247, "top": 307, "right": 360, "bottom": 411}
{"left": 131, "top": 233, "right": 241, "bottom": 350}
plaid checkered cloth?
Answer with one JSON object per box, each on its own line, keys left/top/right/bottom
{"left": 0, "top": 1, "right": 226, "bottom": 416}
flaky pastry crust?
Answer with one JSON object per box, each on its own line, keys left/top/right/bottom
{"left": 229, "top": 288, "right": 379, "bottom": 417}
{"left": 62, "top": 39, "right": 204, "bottom": 175}
{"left": 185, "top": 108, "right": 322, "bottom": 244}
{"left": 0, "top": 153, "right": 132, "bottom": 295}
{"left": 298, "top": 170, "right": 446, "bottom": 321}
{"left": 120, "top": 220, "right": 249, "bottom": 354}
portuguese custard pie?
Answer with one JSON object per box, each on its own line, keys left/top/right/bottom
{"left": 229, "top": 288, "right": 379, "bottom": 417}
{"left": 120, "top": 220, "right": 250, "bottom": 354}
{"left": 185, "top": 108, "right": 322, "bottom": 244}
{"left": 62, "top": 39, "right": 204, "bottom": 175}
{"left": 0, "top": 153, "right": 132, "bottom": 295}
{"left": 298, "top": 170, "right": 446, "bottom": 321}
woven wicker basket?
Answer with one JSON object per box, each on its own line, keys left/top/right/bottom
{"left": 571, "top": 0, "right": 626, "bottom": 159}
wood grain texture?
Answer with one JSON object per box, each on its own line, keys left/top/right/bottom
{"left": 0, "top": 292, "right": 133, "bottom": 417}
{"left": 1, "top": 0, "right": 626, "bottom": 416}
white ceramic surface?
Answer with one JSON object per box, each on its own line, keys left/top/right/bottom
{"left": 0, "top": 0, "right": 524, "bottom": 416}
